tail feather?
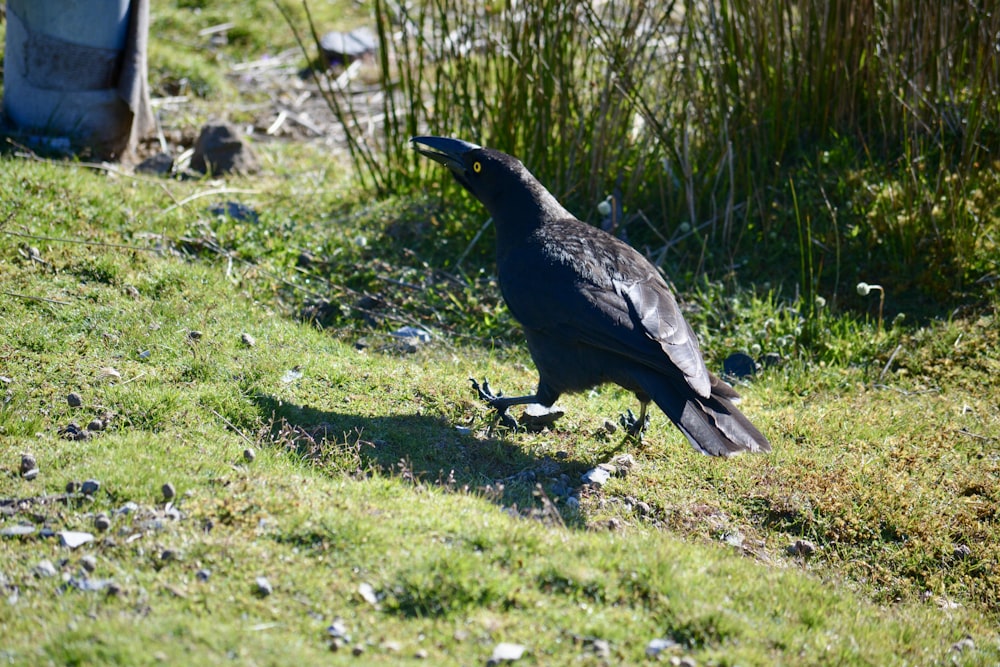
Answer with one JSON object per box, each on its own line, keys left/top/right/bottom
{"left": 635, "top": 370, "right": 770, "bottom": 456}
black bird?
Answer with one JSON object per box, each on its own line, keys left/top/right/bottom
{"left": 411, "top": 136, "right": 770, "bottom": 456}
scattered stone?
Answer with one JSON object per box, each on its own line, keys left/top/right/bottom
{"left": 669, "top": 657, "right": 697, "bottom": 667}
{"left": 107, "top": 582, "right": 123, "bottom": 596}
{"left": 520, "top": 403, "right": 565, "bottom": 431}
{"left": 414, "top": 649, "right": 428, "bottom": 659}
{"left": 67, "top": 392, "right": 83, "bottom": 408}
{"left": 208, "top": 202, "right": 259, "bottom": 223}
{"left": 358, "top": 582, "right": 379, "bottom": 606}
{"left": 587, "top": 639, "right": 611, "bottom": 659}
{"left": 34, "top": 560, "right": 58, "bottom": 578}
{"left": 454, "top": 425, "right": 472, "bottom": 436}
{"left": 1, "top": 524, "right": 37, "bottom": 538}
{"left": 281, "top": 367, "right": 304, "bottom": 384}
{"left": 190, "top": 121, "right": 260, "bottom": 176}
{"left": 66, "top": 481, "right": 79, "bottom": 493}
{"left": 319, "top": 27, "right": 377, "bottom": 63}
{"left": 81, "top": 479, "right": 101, "bottom": 496}
{"left": 723, "top": 352, "right": 756, "bottom": 379}
{"left": 581, "top": 466, "right": 612, "bottom": 487}
{"left": 22, "top": 467, "right": 40, "bottom": 481}
{"left": 635, "top": 501, "right": 652, "bottom": 516}
{"left": 67, "top": 577, "right": 116, "bottom": 593}
{"left": 381, "top": 640, "right": 401, "bottom": 653}
{"left": 645, "top": 638, "right": 679, "bottom": 658}
{"left": 488, "top": 642, "right": 526, "bottom": 664}
{"left": 116, "top": 501, "right": 139, "bottom": 515}
{"left": 123, "top": 284, "right": 141, "bottom": 299}
{"left": 161, "top": 483, "right": 177, "bottom": 501}
{"left": 254, "top": 576, "right": 273, "bottom": 597}
{"left": 565, "top": 496, "right": 580, "bottom": 510}
{"left": 602, "top": 418, "right": 618, "bottom": 434}
{"left": 59, "top": 531, "right": 95, "bottom": 549}
{"left": 80, "top": 554, "right": 97, "bottom": 572}
{"left": 351, "top": 645, "right": 365, "bottom": 657}
{"left": 59, "top": 423, "right": 91, "bottom": 441}
{"left": 87, "top": 418, "right": 105, "bottom": 432}
{"left": 327, "top": 618, "right": 351, "bottom": 643}
{"left": 243, "top": 448, "right": 256, "bottom": 463}
{"left": 19, "top": 453, "right": 37, "bottom": 475}
{"left": 240, "top": 333, "right": 256, "bottom": 347}
{"left": 94, "top": 513, "right": 111, "bottom": 532}
{"left": 136, "top": 151, "right": 174, "bottom": 175}
{"left": 196, "top": 569, "right": 211, "bottom": 582}
{"left": 610, "top": 454, "right": 636, "bottom": 476}
{"left": 188, "top": 330, "right": 203, "bottom": 341}
{"left": 953, "top": 544, "right": 971, "bottom": 560}
{"left": 786, "top": 539, "right": 817, "bottom": 558}
{"left": 951, "top": 635, "right": 975, "bottom": 653}
{"left": 761, "top": 352, "right": 782, "bottom": 368}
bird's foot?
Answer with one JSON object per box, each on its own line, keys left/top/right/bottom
{"left": 619, "top": 409, "right": 650, "bottom": 440}
{"left": 470, "top": 378, "right": 519, "bottom": 430}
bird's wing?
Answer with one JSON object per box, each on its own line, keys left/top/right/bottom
{"left": 500, "top": 249, "right": 712, "bottom": 398}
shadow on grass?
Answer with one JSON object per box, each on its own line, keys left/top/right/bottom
{"left": 251, "top": 394, "right": 590, "bottom": 527}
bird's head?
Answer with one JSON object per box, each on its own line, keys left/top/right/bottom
{"left": 410, "top": 136, "right": 567, "bottom": 223}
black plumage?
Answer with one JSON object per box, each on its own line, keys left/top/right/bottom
{"left": 411, "top": 136, "right": 770, "bottom": 456}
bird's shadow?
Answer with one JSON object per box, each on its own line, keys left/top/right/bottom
{"left": 251, "top": 393, "right": 590, "bottom": 527}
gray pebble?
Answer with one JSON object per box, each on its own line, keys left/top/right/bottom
{"left": 635, "top": 501, "right": 652, "bottom": 516}
{"left": 646, "top": 638, "right": 679, "bottom": 657}
{"left": 80, "top": 554, "right": 98, "bottom": 572}
{"left": 22, "top": 468, "right": 39, "bottom": 481}
{"left": 116, "top": 502, "right": 139, "bottom": 515}
{"left": 240, "top": 333, "right": 256, "bottom": 347}
{"left": 351, "top": 646, "right": 365, "bottom": 657}
{"left": 786, "top": 539, "right": 817, "bottom": 557}
{"left": 161, "top": 483, "right": 176, "bottom": 501}
{"left": 327, "top": 619, "right": 351, "bottom": 643}
{"left": 81, "top": 479, "right": 101, "bottom": 495}
{"left": 87, "top": 418, "right": 104, "bottom": 432}
{"left": 581, "top": 467, "right": 611, "bottom": 487}
{"left": 107, "top": 582, "right": 123, "bottom": 596}
{"left": 243, "top": 448, "right": 256, "bottom": 463}
{"left": 953, "top": 544, "right": 971, "bottom": 560}
{"left": 414, "top": 649, "right": 428, "bottom": 659}
{"left": 66, "top": 480, "right": 79, "bottom": 493}
{"left": 94, "top": 513, "right": 111, "bottom": 532}
{"left": 59, "top": 531, "right": 95, "bottom": 549}
{"left": 254, "top": 576, "right": 273, "bottom": 597}
{"left": 196, "top": 569, "right": 211, "bottom": 582}
{"left": 67, "top": 392, "right": 83, "bottom": 407}
{"left": 1, "top": 524, "right": 36, "bottom": 538}
{"left": 188, "top": 330, "right": 203, "bottom": 341}
{"left": 19, "top": 453, "right": 37, "bottom": 475}
{"left": 34, "top": 560, "right": 58, "bottom": 578}
{"left": 161, "top": 549, "right": 177, "bottom": 562}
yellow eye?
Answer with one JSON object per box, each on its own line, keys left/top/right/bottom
{"left": 473, "top": 161, "right": 482, "bottom": 174}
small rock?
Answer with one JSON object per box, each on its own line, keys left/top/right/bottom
{"left": 190, "top": 121, "right": 260, "bottom": 176}
{"left": 243, "top": 448, "right": 256, "bottom": 463}
{"left": 81, "top": 479, "right": 101, "bottom": 495}
{"left": 34, "top": 560, "right": 58, "bottom": 578}
{"left": 161, "top": 549, "right": 177, "bottom": 562}
{"left": 588, "top": 639, "right": 611, "bottom": 658}
{"left": 208, "top": 202, "right": 259, "bottom": 223}
{"left": 381, "top": 640, "right": 401, "bottom": 653}
{"left": 59, "top": 423, "right": 90, "bottom": 441}
{"left": 19, "top": 453, "right": 37, "bottom": 475}
{"left": 67, "top": 577, "right": 116, "bottom": 593}
{"left": 98, "top": 366, "right": 122, "bottom": 380}
{"left": 254, "top": 576, "right": 273, "bottom": 597}
{"left": 188, "top": 330, "right": 203, "bottom": 341}
{"left": 953, "top": 544, "right": 971, "bottom": 560}
{"left": 319, "top": 27, "right": 377, "bottom": 62}
{"left": 136, "top": 152, "right": 174, "bottom": 175}
{"left": 196, "top": 569, "right": 211, "bottom": 582}
{"left": 59, "top": 531, "right": 95, "bottom": 549}
{"left": 351, "top": 645, "right": 365, "bottom": 657}
{"left": 1, "top": 524, "right": 37, "bottom": 538}
{"left": 723, "top": 352, "right": 756, "bottom": 378}
{"left": 565, "top": 496, "right": 580, "bottom": 509}
{"left": 786, "top": 539, "right": 817, "bottom": 558}
{"left": 327, "top": 619, "right": 351, "bottom": 643}
{"left": 635, "top": 501, "right": 652, "bottom": 516}
{"left": 669, "top": 657, "right": 697, "bottom": 667}
{"left": 116, "top": 501, "right": 139, "bottom": 515}
{"left": 645, "top": 638, "right": 679, "bottom": 657}
{"left": 951, "top": 635, "right": 975, "bottom": 653}
{"left": 610, "top": 454, "right": 636, "bottom": 476}
{"left": 22, "top": 468, "right": 40, "bottom": 481}
{"left": 358, "top": 582, "right": 378, "bottom": 606}
{"left": 94, "top": 513, "right": 111, "bottom": 532}
{"left": 87, "top": 418, "right": 105, "bottom": 432}
{"left": 161, "top": 483, "right": 176, "bottom": 501}
{"left": 66, "top": 481, "right": 79, "bottom": 493}
{"left": 488, "top": 642, "right": 526, "bottom": 664}
{"left": 67, "top": 392, "right": 83, "bottom": 408}
{"left": 602, "top": 418, "right": 618, "bottom": 434}
{"left": 240, "top": 333, "right": 256, "bottom": 347}
{"left": 123, "top": 284, "right": 141, "bottom": 299}
{"left": 414, "top": 649, "right": 428, "bottom": 659}
{"left": 581, "top": 467, "right": 611, "bottom": 487}
{"left": 80, "top": 555, "right": 98, "bottom": 572}
{"left": 520, "top": 403, "right": 565, "bottom": 431}
{"left": 107, "top": 582, "right": 123, "bottom": 596}
{"left": 761, "top": 352, "right": 782, "bottom": 368}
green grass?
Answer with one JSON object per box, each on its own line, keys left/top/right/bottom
{"left": 1, "top": 0, "right": 999, "bottom": 663}
{"left": 1, "top": 139, "right": 999, "bottom": 666}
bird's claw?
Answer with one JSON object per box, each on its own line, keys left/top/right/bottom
{"left": 619, "top": 409, "right": 650, "bottom": 440}
{"left": 470, "top": 378, "right": 519, "bottom": 430}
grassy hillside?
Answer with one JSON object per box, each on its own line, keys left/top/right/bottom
{"left": 1, "top": 1, "right": 999, "bottom": 665}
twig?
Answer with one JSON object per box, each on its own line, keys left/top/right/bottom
{"left": 1, "top": 290, "right": 71, "bottom": 306}
{"left": 454, "top": 216, "right": 493, "bottom": 272}
{"left": 2, "top": 230, "right": 160, "bottom": 253}
{"left": 878, "top": 344, "right": 903, "bottom": 384}
{"left": 158, "top": 188, "right": 260, "bottom": 217}
{"left": 210, "top": 408, "right": 256, "bottom": 446}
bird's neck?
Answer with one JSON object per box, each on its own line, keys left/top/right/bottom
{"left": 490, "top": 182, "right": 573, "bottom": 259}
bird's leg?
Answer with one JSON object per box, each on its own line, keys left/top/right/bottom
{"left": 619, "top": 401, "right": 650, "bottom": 440}
{"left": 470, "top": 378, "right": 541, "bottom": 430}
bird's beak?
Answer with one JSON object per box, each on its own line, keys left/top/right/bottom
{"left": 410, "top": 136, "right": 480, "bottom": 174}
